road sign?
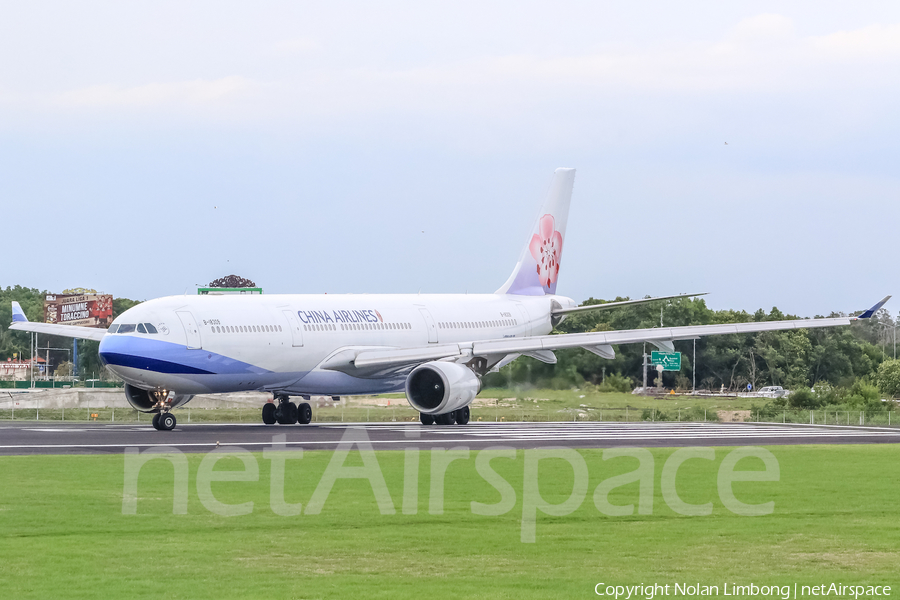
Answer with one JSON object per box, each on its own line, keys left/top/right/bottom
{"left": 650, "top": 351, "right": 681, "bottom": 371}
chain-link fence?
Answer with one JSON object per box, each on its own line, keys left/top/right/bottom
{"left": 0, "top": 401, "right": 895, "bottom": 426}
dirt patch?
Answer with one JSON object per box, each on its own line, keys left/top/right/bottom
{"left": 717, "top": 410, "right": 751, "bottom": 422}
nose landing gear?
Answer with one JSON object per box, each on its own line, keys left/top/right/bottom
{"left": 151, "top": 411, "right": 177, "bottom": 430}
{"left": 149, "top": 390, "right": 177, "bottom": 431}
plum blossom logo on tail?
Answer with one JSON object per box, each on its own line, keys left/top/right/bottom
{"left": 529, "top": 214, "right": 563, "bottom": 289}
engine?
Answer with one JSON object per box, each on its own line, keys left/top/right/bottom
{"left": 124, "top": 384, "right": 194, "bottom": 413}
{"left": 405, "top": 361, "right": 481, "bottom": 415}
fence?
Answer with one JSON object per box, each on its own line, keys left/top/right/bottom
{"left": 0, "top": 402, "right": 895, "bottom": 426}
{"left": 0, "top": 380, "right": 123, "bottom": 389}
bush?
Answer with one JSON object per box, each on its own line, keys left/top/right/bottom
{"left": 598, "top": 372, "right": 633, "bottom": 393}
{"left": 641, "top": 408, "right": 670, "bottom": 421}
{"left": 844, "top": 379, "right": 881, "bottom": 409}
{"left": 812, "top": 381, "right": 837, "bottom": 405}
{"left": 787, "top": 387, "right": 820, "bottom": 409}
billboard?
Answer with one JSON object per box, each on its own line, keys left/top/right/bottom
{"left": 44, "top": 294, "right": 113, "bottom": 328}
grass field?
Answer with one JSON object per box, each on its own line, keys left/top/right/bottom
{"left": 1, "top": 444, "right": 899, "bottom": 599}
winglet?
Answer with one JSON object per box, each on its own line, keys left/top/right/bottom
{"left": 854, "top": 296, "right": 891, "bottom": 320}
{"left": 11, "top": 301, "right": 28, "bottom": 323}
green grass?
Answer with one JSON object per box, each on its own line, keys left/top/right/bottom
{"left": 1, "top": 444, "right": 899, "bottom": 599}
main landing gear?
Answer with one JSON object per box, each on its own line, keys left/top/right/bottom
{"left": 420, "top": 405, "right": 470, "bottom": 425}
{"left": 263, "top": 395, "right": 312, "bottom": 425}
{"left": 152, "top": 411, "right": 177, "bottom": 431}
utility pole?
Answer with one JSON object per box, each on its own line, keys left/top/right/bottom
{"left": 642, "top": 342, "right": 648, "bottom": 390}
{"left": 692, "top": 338, "right": 696, "bottom": 393}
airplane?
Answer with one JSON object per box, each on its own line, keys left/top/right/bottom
{"left": 9, "top": 168, "right": 890, "bottom": 430}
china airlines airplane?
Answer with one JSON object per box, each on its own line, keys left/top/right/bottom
{"left": 10, "top": 168, "right": 889, "bottom": 430}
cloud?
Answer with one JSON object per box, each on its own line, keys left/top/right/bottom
{"left": 811, "top": 23, "right": 900, "bottom": 61}
{"left": 5, "top": 14, "right": 898, "bottom": 133}
{"left": 54, "top": 76, "right": 254, "bottom": 109}
{"left": 269, "top": 37, "right": 321, "bottom": 56}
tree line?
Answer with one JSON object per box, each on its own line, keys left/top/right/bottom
{"left": 2, "top": 286, "right": 899, "bottom": 404}
{"left": 483, "top": 296, "right": 900, "bottom": 406}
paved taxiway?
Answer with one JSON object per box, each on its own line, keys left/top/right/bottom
{"left": 1, "top": 421, "right": 899, "bottom": 455}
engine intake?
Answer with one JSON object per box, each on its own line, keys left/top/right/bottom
{"left": 405, "top": 361, "right": 481, "bottom": 415}
{"left": 124, "top": 384, "right": 193, "bottom": 413}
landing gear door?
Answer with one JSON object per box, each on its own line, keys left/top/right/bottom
{"left": 176, "top": 311, "right": 202, "bottom": 349}
{"left": 418, "top": 308, "right": 438, "bottom": 343}
{"left": 282, "top": 310, "right": 304, "bottom": 347}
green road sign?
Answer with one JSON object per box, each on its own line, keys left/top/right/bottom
{"left": 650, "top": 351, "right": 681, "bottom": 371}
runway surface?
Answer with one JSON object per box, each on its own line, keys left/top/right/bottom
{"left": 1, "top": 420, "right": 899, "bottom": 455}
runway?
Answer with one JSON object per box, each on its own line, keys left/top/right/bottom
{"left": 1, "top": 420, "right": 899, "bottom": 455}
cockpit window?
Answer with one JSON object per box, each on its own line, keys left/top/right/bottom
{"left": 137, "top": 323, "right": 147, "bottom": 334}
{"left": 144, "top": 323, "right": 158, "bottom": 334}
{"left": 108, "top": 324, "right": 119, "bottom": 334}
{"left": 118, "top": 324, "right": 136, "bottom": 333}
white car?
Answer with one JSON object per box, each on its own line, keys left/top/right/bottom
{"left": 757, "top": 386, "right": 788, "bottom": 398}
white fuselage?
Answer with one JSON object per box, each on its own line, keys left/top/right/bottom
{"left": 98, "top": 293, "right": 576, "bottom": 397}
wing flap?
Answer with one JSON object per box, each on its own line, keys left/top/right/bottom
{"left": 353, "top": 344, "right": 463, "bottom": 368}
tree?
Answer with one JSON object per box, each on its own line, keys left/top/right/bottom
{"left": 876, "top": 359, "right": 900, "bottom": 397}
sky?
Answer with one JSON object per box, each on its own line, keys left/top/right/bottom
{"left": 1, "top": 1, "right": 898, "bottom": 317}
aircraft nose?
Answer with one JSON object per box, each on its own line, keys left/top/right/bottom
{"left": 98, "top": 334, "right": 124, "bottom": 375}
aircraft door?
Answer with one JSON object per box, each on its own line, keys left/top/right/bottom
{"left": 176, "top": 311, "right": 202, "bottom": 349}
{"left": 514, "top": 303, "right": 531, "bottom": 337}
{"left": 418, "top": 308, "right": 438, "bottom": 343}
{"left": 282, "top": 310, "right": 304, "bottom": 347}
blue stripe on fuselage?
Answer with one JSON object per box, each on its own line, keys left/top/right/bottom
{"left": 99, "top": 335, "right": 270, "bottom": 376}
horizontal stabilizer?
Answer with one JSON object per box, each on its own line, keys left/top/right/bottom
{"left": 9, "top": 301, "right": 107, "bottom": 341}
{"left": 552, "top": 293, "right": 707, "bottom": 316}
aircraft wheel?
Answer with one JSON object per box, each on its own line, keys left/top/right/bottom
{"left": 278, "top": 402, "right": 298, "bottom": 425}
{"left": 151, "top": 413, "right": 161, "bottom": 430}
{"left": 419, "top": 413, "right": 435, "bottom": 425}
{"left": 455, "top": 406, "right": 470, "bottom": 425}
{"left": 262, "top": 403, "right": 277, "bottom": 425}
{"left": 297, "top": 403, "right": 312, "bottom": 425}
{"left": 158, "top": 413, "right": 176, "bottom": 431}
{"left": 436, "top": 412, "right": 456, "bottom": 425}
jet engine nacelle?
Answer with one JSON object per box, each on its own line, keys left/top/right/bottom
{"left": 405, "top": 361, "right": 481, "bottom": 415}
{"left": 124, "top": 384, "right": 194, "bottom": 413}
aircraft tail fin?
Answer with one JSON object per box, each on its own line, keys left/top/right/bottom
{"left": 496, "top": 168, "right": 576, "bottom": 296}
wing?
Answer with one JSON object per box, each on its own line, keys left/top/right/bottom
{"left": 8, "top": 301, "right": 107, "bottom": 342}
{"left": 324, "top": 296, "right": 891, "bottom": 374}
